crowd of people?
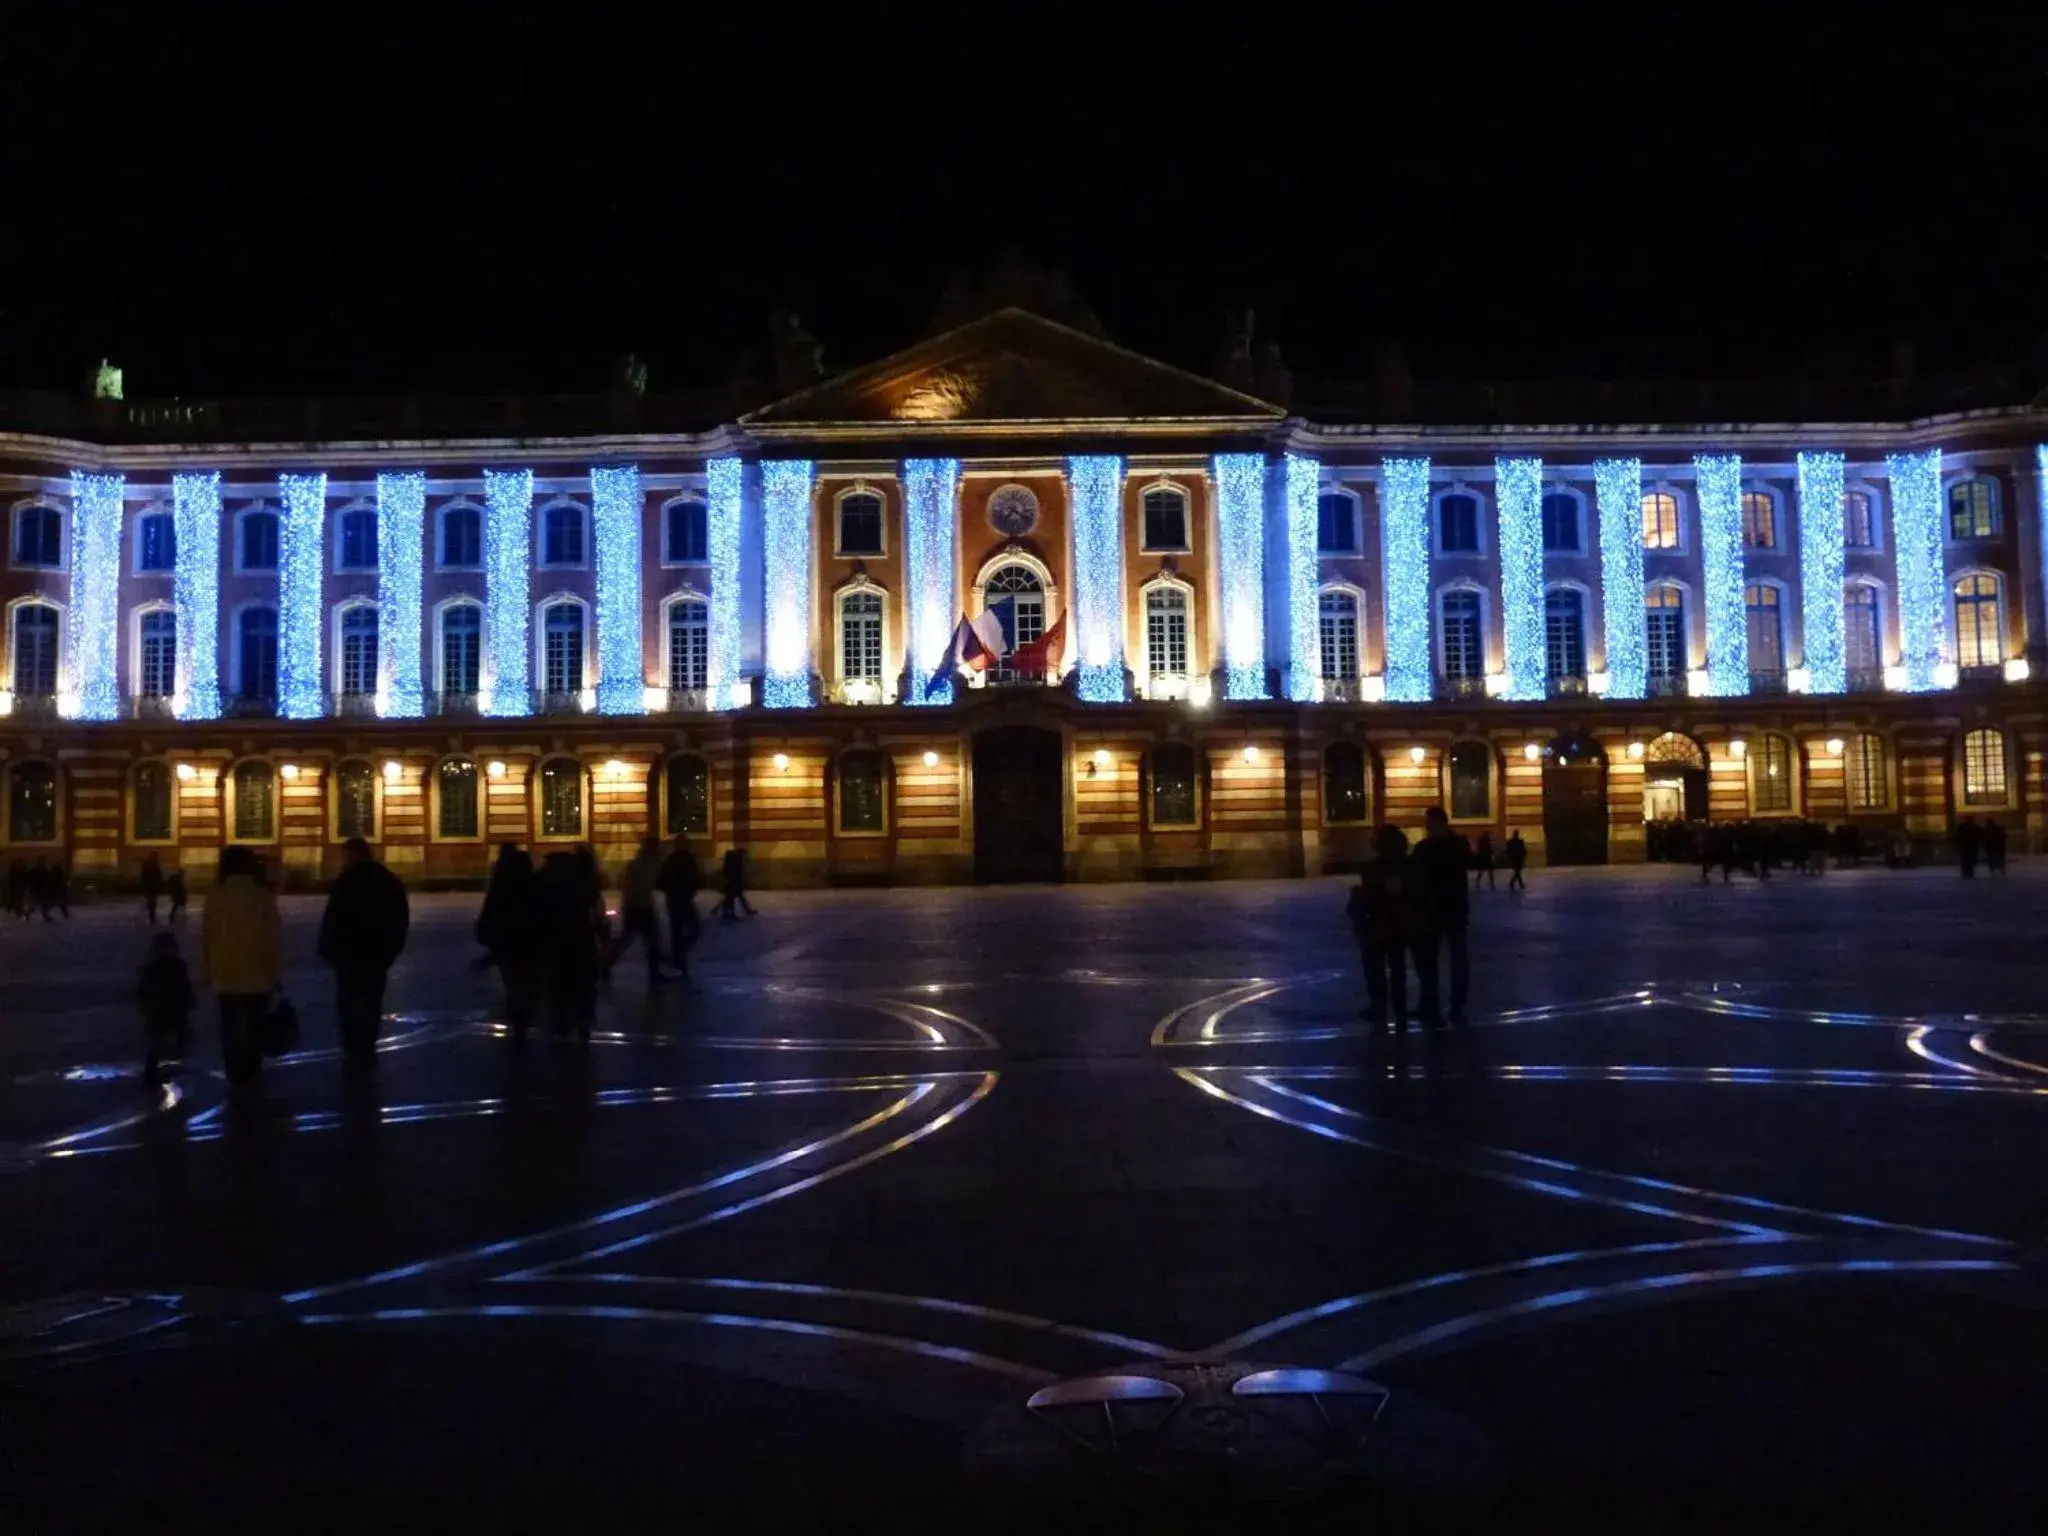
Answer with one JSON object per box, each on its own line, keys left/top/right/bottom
{"left": 5, "top": 856, "right": 72, "bottom": 920}
{"left": 1644, "top": 816, "right": 2012, "bottom": 880}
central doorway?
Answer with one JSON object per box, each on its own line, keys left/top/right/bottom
{"left": 1641, "top": 731, "right": 1708, "bottom": 860}
{"left": 1542, "top": 733, "right": 1610, "bottom": 866}
{"left": 973, "top": 725, "right": 1065, "bottom": 882}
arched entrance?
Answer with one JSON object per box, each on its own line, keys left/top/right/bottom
{"left": 1641, "top": 731, "right": 1708, "bottom": 860}
{"left": 973, "top": 725, "right": 1064, "bottom": 882}
{"left": 1542, "top": 734, "right": 1609, "bottom": 866}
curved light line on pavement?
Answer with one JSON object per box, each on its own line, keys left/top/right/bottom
{"left": 877, "top": 998, "right": 1002, "bottom": 1051}
{"left": 1903, "top": 1025, "right": 2016, "bottom": 1082}
{"left": 1487, "top": 1064, "right": 2048, "bottom": 1096}
{"left": 35, "top": 1080, "right": 184, "bottom": 1152}
{"left": 1970, "top": 1032, "right": 2048, "bottom": 1077}
{"left": 1150, "top": 981, "right": 1277, "bottom": 1047}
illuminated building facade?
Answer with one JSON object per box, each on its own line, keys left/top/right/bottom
{"left": 3, "top": 306, "right": 2045, "bottom": 884}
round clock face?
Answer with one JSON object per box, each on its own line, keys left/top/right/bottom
{"left": 987, "top": 485, "right": 1040, "bottom": 539}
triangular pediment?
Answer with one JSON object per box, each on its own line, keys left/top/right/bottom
{"left": 743, "top": 309, "right": 1285, "bottom": 426}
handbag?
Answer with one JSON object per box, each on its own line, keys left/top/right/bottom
{"left": 258, "top": 990, "right": 300, "bottom": 1058}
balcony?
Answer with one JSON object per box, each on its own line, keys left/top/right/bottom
{"left": 1320, "top": 677, "right": 1369, "bottom": 704}
{"left": 647, "top": 687, "right": 713, "bottom": 714}
{"left": 535, "top": 690, "right": 592, "bottom": 716}
{"left": 2, "top": 692, "right": 63, "bottom": 721}
{"left": 1138, "top": 671, "right": 1191, "bottom": 703}
{"left": 1436, "top": 674, "right": 1488, "bottom": 701}
{"left": 428, "top": 691, "right": 483, "bottom": 718}
{"left": 827, "top": 679, "right": 889, "bottom": 707}
{"left": 1647, "top": 672, "right": 1689, "bottom": 699}
{"left": 982, "top": 664, "right": 1055, "bottom": 689}
{"left": 330, "top": 692, "right": 379, "bottom": 719}
{"left": 226, "top": 693, "right": 279, "bottom": 719}
{"left": 1546, "top": 674, "right": 1590, "bottom": 700}
{"left": 1748, "top": 669, "right": 1789, "bottom": 697}
{"left": 1846, "top": 668, "right": 1886, "bottom": 694}
{"left": 129, "top": 695, "right": 178, "bottom": 721}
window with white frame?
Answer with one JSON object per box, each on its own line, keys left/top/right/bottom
{"left": 836, "top": 492, "right": 884, "bottom": 557}
{"left": 1438, "top": 493, "right": 1481, "bottom": 554}
{"left": 1145, "top": 585, "right": 1189, "bottom": 677}
{"left": 668, "top": 598, "right": 708, "bottom": 693}
{"left": 1142, "top": 487, "right": 1190, "bottom": 552}
{"left": 1953, "top": 573, "right": 2004, "bottom": 669}
{"left": 1948, "top": 479, "right": 1998, "bottom": 540}
{"left": 541, "top": 503, "right": 585, "bottom": 567}
{"left": 983, "top": 564, "right": 1045, "bottom": 650}
{"left": 11, "top": 602, "right": 59, "bottom": 696}
{"left": 1544, "top": 588, "right": 1586, "bottom": 681}
{"left": 136, "top": 510, "right": 176, "bottom": 573}
{"left": 1540, "top": 492, "right": 1581, "bottom": 553}
{"left": 1440, "top": 589, "right": 1483, "bottom": 681}
{"left": 1316, "top": 492, "right": 1358, "bottom": 555}
{"left": 239, "top": 508, "right": 278, "bottom": 571}
{"left": 1962, "top": 728, "right": 2008, "bottom": 806}
{"left": 1751, "top": 732, "right": 1794, "bottom": 813}
{"left": 1646, "top": 585, "right": 1686, "bottom": 683}
{"left": 137, "top": 610, "right": 177, "bottom": 698}
{"left": 1745, "top": 584, "right": 1784, "bottom": 677}
{"left": 339, "top": 606, "right": 379, "bottom": 697}
{"left": 838, "top": 589, "right": 883, "bottom": 687}
{"left": 237, "top": 606, "right": 277, "bottom": 703}
{"left": 1844, "top": 583, "right": 1882, "bottom": 678}
{"left": 665, "top": 498, "right": 708, "bottom": 563}
{"left": 12, "top": 504, "right": 62, "bottom": 568}
{"left": 1847, "top": 732, "right": 1889, "bottom": 810}
{"left": 1844, "top": 490, "right": 1876, "bottom": 549}
{"left": 336, "top": 507, "right": 377, "bottom": 571}
{"left": 440, "top": 504, "right": 482, "bottom": 569}
{"left": 1740, "top": 491, "right": 1777, "bottom": 549}
{"left": 542, "top": 602, "right": 584, "bottom": 695}
{"left": 1641, "top": 491, "right": 1681, "bottom": 550}
{"left": 1318, "top": 589, "right": 1359, "bottom": 682}
{"left": 440, "top": 602, "right": 482, "bottom": 698}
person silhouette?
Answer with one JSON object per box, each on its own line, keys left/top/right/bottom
{"left": 1503, "top": 829, "right": 1528, "bottom": 892}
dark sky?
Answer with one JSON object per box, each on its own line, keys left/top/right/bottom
{"left": 5, "top": 4, "right": 2043, "bottom": 399}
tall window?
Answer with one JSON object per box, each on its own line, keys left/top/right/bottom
{"left": 1847, "top": 732, "right": 1889, "bottom": 810}
{"left": 440, "top": 602, "right": 481, "bottom": 698}
{"left": 837, "top": 492, "right": 884, "bottom": 557}
{"left": 1844, "top": 490, "right": 1875, "bottom": 549}
{"left": 1143, "top": 488, "right": 1190, "bottom": 552}
{"left": 1323, "top": 742, "right": 1366, "bottom": 824}
{"left": 11, "top": 602, "right": 59, "bottom": 696}
{"left": 137, "top": 511, "right": 176, "bottom": 572}
{"left": 237, "top": 606, "right": 278, "bottom": 704}
{"left": 668, "top": 598, "right": 708, "bottom": 693}
{"left": 1642, "top": 491, "right": 1681, "bottom": 550}
{"left": 1544, "top": 588, "right": 1586, "bottom": 681}
{"left": 539, "top": 757, "right": 583, "bottom": 837}
{"left": 133, "top": 761, "right": 172, "bottom": 841}
{"left": 337, "top": 507, "right": 377, "bottom": 571}
{"left": 543, "top": 602, "right": 583, "bottom": 696}
{"left": 1438, "top": 493, "right": 1480, "bottom": 554}
{"left": 1150, "top": 742, "right": 1197, "bottom": 827}
{"left": 440, "top": 504, "right": 481, "bottom": 569}
{"left": 335, "top": 759, "right": 377, "bottom": 839}
{"left": 438, "top": 758, "right": 478, "bottom": 839}
{"left": 665, "top": 498, "right": 708, "bottom": 563}
{"left": 1540, "top": 492, "right": 1580, "bottom": 553}
{"left": 1740, "top": 491, "right": 1776, "bottom": 549}
{"left": 1948, "top": 479, "right": 1998, "bottom": 540}
{"left": 1752, "top": 733, "right": 1794, "bottom": 813}
{"left": 1318, "top": 590, "right": 1359, "bottom": 682}
{"left": 1953, "top": 574, "right": 2004, "bottom": 669}
{"left": 837, "top": 749, "right": 886, "bottom": 833}
{"left": 666, "top": 756, "right": 709, "bottom": 837}
{"left": 240, "top": 509, "right": 278, "bottom": 571}
{"left": 1962, "top": 728, "right": 2007, "bottom": 806}
{"left": 1844, "top": 583, "right": 1882, "bottom": 680}
{"left": 984, "top": 565, "right": 1045, "bottom": 650}
{"left": 1745, "top": 584, "right": 1784, "bottom": 678}
{"left": 1448, "top": 741, "right": 1491, "bottom": 820}
{"left": 13, "top": 504, "right": 61, "bottom": 568}
{"left": 137, "top": 610, "right": 177, "bottom": 698}
{"left": 1646, "top": 585, "right": 1686, "bottom": 684}
{"left": 1440, "top": 589, "right": 1483, "bottom": 681}
{"left": 232, "top": 761, "right": 274, "bottom": 840}
{"left": 839, "top": 589, "right": 883, "bottom": 687}
{"left": 7, "top": 762, "right": 56, "bottom": 842}
{"left": 1145, "top": 585, "right": 1189, "bottom": 678}
{"left": 339, "top": 606, "right": 379, "bottom": 698}
{"left": 541, "top": 503, "right": 585, "bottom": 567}
{"left": 1316, "top": 492, "right": 1358, "bottom": 555}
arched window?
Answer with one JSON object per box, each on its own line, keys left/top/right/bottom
{"left": 838, "top": 588, "right": 884, "bottom": 689}
{"left": 1953, "top": 573, "right": 2004, "bottom": 669}
{"left": 1751, "top": 732, "right": 1794, "bottom": 814}
{"left": 1318, "top": 590, "right": 1360, "bottom": 683}
{"left": 334, "top": 759, "right": 377, "bottom": 840}
{"left": 1847, "top": 732, "right": 1889, "bottom": 811}
{"left": 837, "top": 749, "right": 886, "bottom": 833}
{"left": 7, "top": 761, "right": 56, "bottom": 842}
{"left": 437, "top": 758, "right": 479, "bottom": 839}
{"left": 1323, "top": 741, "right": 1367, "bottom": 824}
{"left": 538, "top": 757, "right": 583, "bottom": 837}
{"left": 137, "top": 610, "right": 177, "bottom": 699}
{"left": 1437, "top": 492, "right": 1481, "bottom": 555}
{"left": 540, "top": 502, "right": 585, "bottom": 567}
{"left": 665, "top": 498, "right": 708, "bottom": 563}
{"left": 1448, "top": 741, "right": 1492, "bottom": 820}
{"left": 1740, "top": 490, "right": 1777, "bottom": 549}
{"left": 1641, "top": 491, "right": 1681, "bottom": 550}
{"left": 1645, "top": 584, "right": 1686, "bottom": 686}
{"left": 1844, "top": 583, "right": 1883, "bottom": 682}
{"left": 1948, "top": 478, "right": 1998, "bottom": 540}
{"left": 668, "top": 598, "right": 708, "bottom": 694}
{"left": 12, "top": 503, "right": 62, "bottom": 568}
{"left": 239, "top": 508, "right": 279, "bottom": 572}
{"left": 1844, "top": 490, "right": 1876, "bottom": 549}
{"left": 133, "top": 760, "right": 173, "bottom": 842}
{"left": 439, "top": 602, "right": 482, "bottom": 700}
{"left": 1745, "top": 584, "right": 1784, "bottom": 680}
{"left": 1544, "top": 588, "right": 1586, "bottom": 683}
{"left": 666, "top": 756, "right": 710, "bottom": 838}
{"left": 1540, "top": 492, "right": 1581, "bottom": 553}
{"left": 1317, "top": 491, "right": 1359, "bottom": 555}
{"left": 237, "top": 606, "right": 278, "bottom": 705}
{"left": 1440, "top": 588, "right": 1483, "bottom": 682}
{"left": 336, "top": 506, "right": 377, "bottom": 571}
{"left": 1962, "top": 728, "right": 2008, "bottom": 806}
{"left": 836, "top": 491, "right": 884, "bottom": 557}
{"left": 1149, "top": 742, "right": 1198, "bottom": 827}
{"left": 542, "top": 601, "right": 584, "bottom": 697}
{"left": 11, "top": 602, "right": 60, "bottom": 697}
{"left": 984, "top": 564, "right": 1045, "bottom": 650}
{"left": 338, "top": 606, "right": 379, "bottom": 699}
{"left": 439, "top": 504, "right": 482, "bottom": 569}
{"left": 1145, "top": 585, "right": 1190, "bottom": 679}
{"left": 136, "top": 509, "right": 176, "bottom": 572}
{"left": 1142, "top": 487, "right": 1190, "bottom": 552}
{"left": 232, "top": 761, "right": 274, "bottom": 841}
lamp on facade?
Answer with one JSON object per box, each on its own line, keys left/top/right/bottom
{"left": 1728, "top": 739, "right": 1747, "bottom": 759}
{"left": 604, "top": 758, "right": 627, "bottom": 780}
{"left": 1627, "top": 740, "right": 1646, "bottom": 760}
{"left": 1187, "top": 677, "right": 1214, "bottom": 708}
{"left": 1933, "top": 661, "right": 1959, "bottom": 689}
{"left": 382, "top": 760, "right": 402, "bottom": 781}
{"left": 0, "top": 691, "right": 12, "bottom": 717}
{"left": 175, "top": 762, "right": 197, "bottom": 782}
{"left": 643, "top": 684, "right": 667, "bottom": 713}
{"left": 2005, "top": 658, "right": 2031, "bottom": 682}
{"left": 1686, "top": 669, "right": 1711, "bottom": 695}
{"left": 1787, "top": 667, "right": 1812, "bottom": 694}
{"left": 279, "top": 763, "right": 300, "bottom": 781}
{"left": 486, "top": 760, "right": 507, "bottom": 780}
{"left": 1882, "top": 665, "right": 1909, "bottom": 690}
{"left": 1588, "top": 671, "right": 1611, "bottom": 696}
{"left": 1825, "top": 737, "right": 1845, "bottom": 756}
{"left": 1358, "top": 675, "right": 1386, "bottom": 703}
{"left": 772, "top": 752, "right": 790, "bottom": 772}
{"left": 1484, "top": 673, "right": 1508, "bottom": 698}
{"left": 1093, "top": 748, "right": 1110, "bottom": 769}
{"left": 1408, "top": 745, "right": 1426, "bottom": 765}
{"left": 1522, "top": 742, "right": 1542, "bottom": 762}
{"left": 1242, "top": 745, "right": 1261, "bottom": 765}
{"left": 922, "top": 749, "right": 939, "bottom": 768}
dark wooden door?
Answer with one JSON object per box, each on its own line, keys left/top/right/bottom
{"left": 1543, "top": 763, "right": 1610, "bottom": 865}
{"left": 973, "top": 727, "right": 1064, "bottom": 883}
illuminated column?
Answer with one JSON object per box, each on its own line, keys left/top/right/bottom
{"left": 482, "top": 468, "right": 533, "bottom": 716}
{"left": 1694, "top": 453, "right": 1748, "bottom": 696}
{"left": 591, "top": 465, "right": 644, "bottom": 715}
{"left": 278, "top": 472, "right": 328, "bottom": 719}
{"left": 376, "top": 470, "right": 425, "bottom": 718}
{"left": 761, "top": 459, "right": 816, "bottom": 709}
{"left": 902, "top": 457, "right": 960, "bottom": 705}
{"left": 1066, "top": 454, "right": 1126, "bottom": 701}
{"left": 1885, "top": 448, "right": 1948, "bottom": 691}
{"left": 1212, "top": 453, "right": 1267, "bottom": 699}
{"left": 1379, "top": 457, "right": 1432, "bottom": 702}
{"left": 1495, "top": 455, "right": 1545, "bottom": 700}
{"left": 706, "top": 456, "right": 746, "bottom": 709}
{"left": 66, "top": 471, "right": 124, "bottom": 720}
{"left": 172, "top": 470, "right": 223, "bottom": 719}
{"left": 1796, "top": 451, "right": 1846, "bottom": 696}
{"left": 1595, "top": 458, "right": 1645, "bottom": 700}
{"left": 1278, "top": 453, "right": 1320, "bottom": 701}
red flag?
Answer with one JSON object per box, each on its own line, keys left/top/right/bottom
{"left": 1006, "top": 612, "right": 1067, "bottom": 678}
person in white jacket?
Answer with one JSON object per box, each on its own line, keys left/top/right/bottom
{"left": 201, "top": 845, "right": 283, "bottom": 1084}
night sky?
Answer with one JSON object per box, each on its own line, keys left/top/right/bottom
{"left": 4, "top": 5, "right": 2042, "bottom": 400}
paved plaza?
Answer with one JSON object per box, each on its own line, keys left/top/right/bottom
{"left": 4, "top": 864, "right": 2048, "bottom": 1529}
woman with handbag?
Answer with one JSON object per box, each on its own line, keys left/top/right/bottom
{"left": 201, "top": 844, "right": 284, "bottom": 1086}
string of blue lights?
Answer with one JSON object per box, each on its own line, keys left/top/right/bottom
{"left": 1886, "top": 449, "right": 1947, "bottom": 691}
{"left": 706, "top": 457, "right": 745, "bottom": 710}
{"left": 278, "top": 473, "right": 328, "bottom": 720}
{"left": 1594, "top": 458, "right": 1645, "bottom": 700}
{"left": 761, "top": 460, "right": 816, "bottom": 709}
{"left": 482, "top": 469, "right": 533, "bottom": 716}
{"left": 1067, "top": 455, "right": 1127, "bottom": 702}
{"left": 171, "top": 471, "right": 222, "bottom": 720}
{"left": 1796, "top": 452, "right": 1846, "bottom": 695}
{"left": 1213, "top": 453, "right": 1266, "bottom": 700}
{"left": 1281, "top": 455, "right": 1320, "bottom": 702}
{"left": 1379, "top": 458, "right": 1433, "bottom": 703}
{"left": 66, "top": 472, "right": 124, "bottom": 721}
{"left": 591, "top": 466, "right": 644, "bottom": 715}
{"left": 903, "top": 459, "right": 960, "bottom": 705}
{"left": 375, "top": 471, "right": 425, "bottom": 718}
{"left": 1694, "top": 454, "right": 1748, "bottom": 696}
{"left": 1495, "top": 457, "right": 1546, "bottom": 700}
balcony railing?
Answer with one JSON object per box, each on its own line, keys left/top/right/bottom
{"left": 428, "top": 691, "right": 483, "bottom": 718}
{"left": 1647, "top": 672, "right": 1689, "bottom": 698}
{"left": 331, "top": 692, "right": 379, "bottom": 719}
{"left": 1138, "top": 671, "right": 1191, "bottom": 702}
{"left": 3, "top": 692, "right": 62, "bottom": 720}
{"left": 1546, "top": 674, "right": 1590, "bottom": 700}
{"left": 1320, "top": 677, "right": 1368, "bottom": 703}
{"left": 827, "top": 679, "right": 889, "bottom": 707}
{"left": 1748, "top": 669, "right": 1788, "bottom": 697}
{"left": 1846, "top": 667, "right": 1886, "bottom": 694}
{"left": 535, "top": 690, "right": 591, "bottom": 716}
{"left": 226, "top": 693, "right": 278, "bottom": 718}
{"left": 1436, "top": 674, "right": 1488, "bottom": 701}
{"left": 648, "top": 687, "right": 712, "bottom": 714}
{"left": 129, "top": 695, "right": 178, "bottom": 720}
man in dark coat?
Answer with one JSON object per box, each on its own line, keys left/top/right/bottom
{"left": 1409, "top": 807, "right": 1472, "bottom": 1026}
{"left": 141, "top": 852, "right": 165, "bottom": 925}
{"left": 657, "top": 837, "right": 703, "bottom": 984}
{"left": 318, "top": 837, "right": 411, "bottom": 1067}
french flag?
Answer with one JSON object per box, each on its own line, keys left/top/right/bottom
{"left": 926, "top": 607, "right": 1011, "bottom": 698}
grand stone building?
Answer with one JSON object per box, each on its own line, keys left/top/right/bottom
{"left": 3, "top": 304, "right": 2044, "bottom": 887}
